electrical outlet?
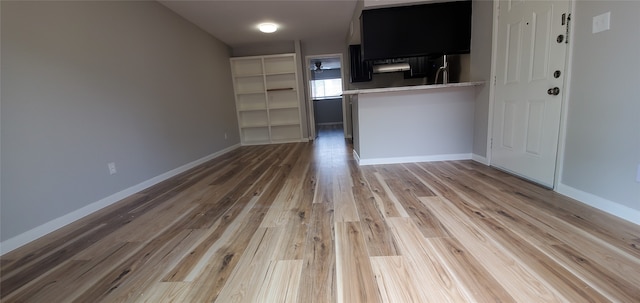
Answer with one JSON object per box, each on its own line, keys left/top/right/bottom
{"left": 108, "top": 162, "right": 117, "bottom": 175}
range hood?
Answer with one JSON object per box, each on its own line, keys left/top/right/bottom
{"left": 372, "top": 62, "right": 411, "bottom": 73}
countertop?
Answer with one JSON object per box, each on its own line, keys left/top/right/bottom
{"left": 342, "top": 81, "right": 484, "bottom": 95}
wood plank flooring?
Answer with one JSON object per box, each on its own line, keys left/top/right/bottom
{"left": 2, "top": 126, "right": 640, "bottom": 302}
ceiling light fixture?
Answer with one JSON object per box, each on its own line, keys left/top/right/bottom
{"left": 258, "top": 23, "right": 278, "bottom": 33}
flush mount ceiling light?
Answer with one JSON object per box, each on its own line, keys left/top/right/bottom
{"left": 258, "top": 23, "right": 278, "bottom": 33}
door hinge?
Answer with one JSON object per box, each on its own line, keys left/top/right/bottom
{"left": 493, "top": 75, "right": 497, "bottom": 86}
{"left": 490, "top": 138, "right": 493, "bottom": 149}
{"left": 564, "top": 13, "right": 572, "bottom": 44}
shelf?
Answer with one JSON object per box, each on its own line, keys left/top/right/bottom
{"left": 266, "top": 74, "right": 297, "bottom": 91}
{"left": 238, "top": 107, "right": 267, "bottom": 112}
{"left": 268, "top": 105, "right": 299, "bottom": 110}
{"left": 239, "top": 110, "right": 268, "bottom": 128}
{"left": 271, "top": 138, "right": 303, "bottom": 144}
{"left": 234, "top": 73, "right": 263, "bottom": 78}
{"left": 241, "top": 127, "right": 269, "bottom": 144}
{"left": 270, "top": 107, "right": 300, "bottom": 126}
{"left": 266, "top": 87, "right": 294, "bottom": 92}
{"left": 231, "top": 58, "right": 263, "bottom": 76}
{"left": 241, "top": 123, "right": 269, "bottom": 128}
{"left": 235, "top": 76, "right": 264, "bottom": 93}
{"left": 270, "top": 121, "right": 301, "bottom": 127}
{"left": 232, "top": 54, "right": 302, "bottom": 145}
{"left": 271, "top": 124, "right": 302, "bottom": 141}
{"left": 268, "top": 89, "right": 298, "bottom": 109}
{"left": 264, "top": 57, "right": 296, "bottom": 74}
{"left": 265, "top": 72, "right": 296, "bottom": 76}
{"left": 236, "top": 91, "right": 266, "bottom": 95}
{"left": 236, "top": 93, "right": 266, "bottom": 111}
{"left": 237, "top": 91, "right": 265, "bottom": 95}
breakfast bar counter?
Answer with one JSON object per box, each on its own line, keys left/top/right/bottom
{"left": 344, "top": 82, "right": 484, "bottom": 165}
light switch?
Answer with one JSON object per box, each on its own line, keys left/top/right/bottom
{"left": 592, "top": 12, "right": 611, "bottom": 34}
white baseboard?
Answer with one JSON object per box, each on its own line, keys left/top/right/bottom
{"left": 0, "top": 144, "right": 241, "bottom": 256}
{"left": 556, "top": 183, "right": 640, "bottom": 225}
{"left": 472, "top": 154, "right": 489, "bottom": 165}
{"left": 356, "top": 153, "right": 472, "bottom": 166}
{"left": 353, "top": 149, "right": 361, "bottom": 163}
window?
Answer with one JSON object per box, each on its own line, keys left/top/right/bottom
{"left": 310, "top": 78, "right": 343, "bottom": 100}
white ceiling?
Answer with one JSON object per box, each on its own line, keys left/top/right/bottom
{"left": 158, "top": 0, "right": 359, "bottom": 49}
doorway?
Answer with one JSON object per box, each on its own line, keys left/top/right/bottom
{"left": 491, "top": 0, "right": 571, "bottom": 187}
{"left": 305, "top": 54, "right": 345, "bottom": 139}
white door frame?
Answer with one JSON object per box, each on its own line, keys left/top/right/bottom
{"left": 304, "top": 53, "right": 346, "bottom": 139}
{"left": 487, "top": 0, "right": 575, "bottom": 189}
{"left": 553, "top": 0, "right": 576, "bottom": 190}
{"left": 485, "top": 0, "right": 501, "bottom": 165}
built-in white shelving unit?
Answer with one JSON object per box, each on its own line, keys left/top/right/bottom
{"left": 231, "top": 54, "right": 303, "bottom": 145}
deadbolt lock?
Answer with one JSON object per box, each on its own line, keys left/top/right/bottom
{"left": 557, "top": 35, "right": 564, "bottom": 43}
{"left": 554, "top": 70, "right": 561, "bottom": 78}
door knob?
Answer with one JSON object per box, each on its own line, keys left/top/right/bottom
{"left": 547, "top": 87, "right": 560, "bottom": 95}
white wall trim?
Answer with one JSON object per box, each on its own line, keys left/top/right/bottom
{"left": 0, "top": 143, "right": 241, "bottom": 256}
{"left": 556, "top": 183, "right": 640, "bottom": 225}
{"left": 485, "top": 0, "right": 500, "bottom": 165}
{"left": 472, "top": 154, "right": 489, "bottom": 165}
{"left": 553, "top": 0, "right": 576, "bottom": 190}
{"left": 353, "top": 149, "right": 361, "bottom": 164}
{"left": 357, "top": 153, "right": 472, "bottom": 166}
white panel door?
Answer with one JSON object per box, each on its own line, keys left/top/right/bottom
{"left": 492, "top": 0, "right": 570, "bottom": 187}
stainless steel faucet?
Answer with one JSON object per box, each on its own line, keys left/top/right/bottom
{"left": 434, "top": 54, "right": 448, "bottom": 84}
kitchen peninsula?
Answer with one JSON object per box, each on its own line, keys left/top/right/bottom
{"left": 343, "top": 82, "right": 483, "bottom": 165}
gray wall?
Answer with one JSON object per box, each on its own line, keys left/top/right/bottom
{"left": 469, "top": 0, "right": 494, "bottom": 160}
{"left": 1, "top": 1, "right": 239, "bottom": 241}
{"left": 561, "top": 1, "right": 640, "bottom": 211}
{"left": 303, "top": 38, "right": 349, "bottom": 57}
{"left": 313, "top": 99, "right": 344, "bottom": 125}
{"left": 231, "top": 41, "right": 296, "bottom": 57}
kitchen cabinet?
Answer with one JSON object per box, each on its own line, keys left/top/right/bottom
{"left": 349, "top": 45, "right": 372, "bottom": 83}
{"left": 231, "top": 54, "right": 303, "bottom": 145}
{"left": 403, "top": 56, "right": 432, "bottom": 79}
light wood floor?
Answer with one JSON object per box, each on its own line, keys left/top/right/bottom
{"left": 2, "top": 126, "right": 640, "bottom": 302}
